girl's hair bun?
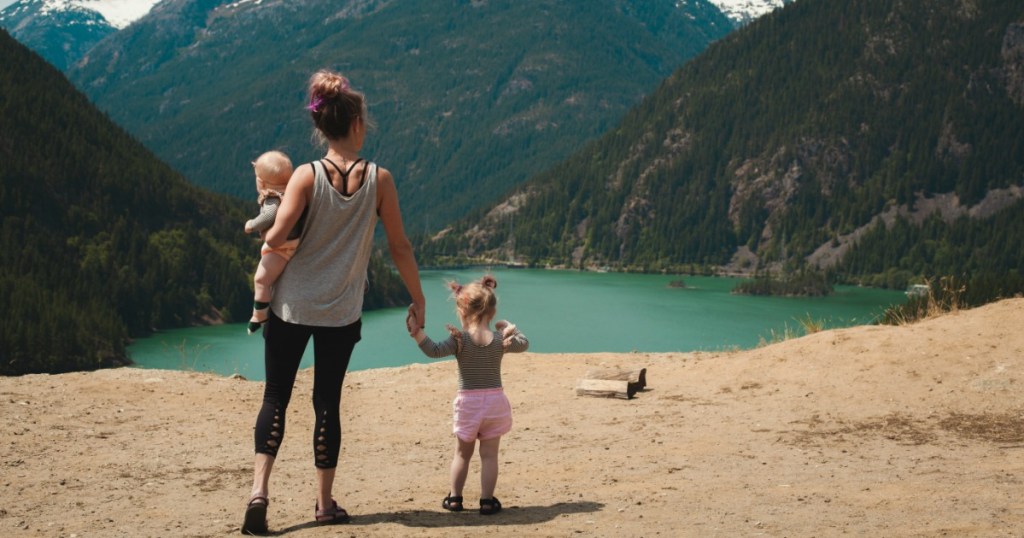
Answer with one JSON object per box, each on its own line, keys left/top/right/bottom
{"left": 480, "top": 275, "right": 497, "bottom": 289}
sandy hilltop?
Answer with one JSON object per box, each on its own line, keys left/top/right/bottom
{"left": 3, "top": 299, "right": 1024, "bottom": 537}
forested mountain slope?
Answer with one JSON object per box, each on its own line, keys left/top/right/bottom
{"left": 0, "top": 29, "right": 407, "bottom": 375}
{"left": 67, "top": 0, "right": 732, "bottom": 229}
{"left": 419, "top": 0, "right": 1024, "bottom": 297}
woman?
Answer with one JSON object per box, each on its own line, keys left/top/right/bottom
{"left": 241, "top": 69, "right": 426, "bottom": 534}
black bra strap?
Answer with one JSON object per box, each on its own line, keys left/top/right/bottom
{"left": 321, "top": 157, "right": 364, "bottom": 196}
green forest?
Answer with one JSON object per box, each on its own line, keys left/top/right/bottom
{"left": 66, "top": 0, "right": 731, "bottom": 229}
{"left": 418, "top": 0, "right": 1024, "bottom": 305}
{"left": 0, "top": 31, "right": 408, "bottom": 375}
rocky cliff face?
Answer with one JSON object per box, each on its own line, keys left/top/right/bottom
{"left": 1002, "top": 22, "right": 1024, "bottom": 107}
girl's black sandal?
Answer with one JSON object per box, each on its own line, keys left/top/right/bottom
{"left": 479, "top": 497, "right": 502, "bottom": 515}
{"left": 442, "top": 494, "right": 464, "bottom": 512}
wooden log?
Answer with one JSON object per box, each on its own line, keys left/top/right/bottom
{"left": 575, "top": 379, "right": 635, "bottom": 399}
{"left": 583, "top": 368, "right": 647, "bottom": 391}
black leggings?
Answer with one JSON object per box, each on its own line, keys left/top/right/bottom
{"left": 253, "top": 311, "right": 361, "bottom": 469}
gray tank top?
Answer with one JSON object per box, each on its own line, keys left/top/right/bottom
{"left": 271, "top": 160, "right": 378, "bottom": 326}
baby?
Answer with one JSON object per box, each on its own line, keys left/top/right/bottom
{"left": 244, "top": 150, "right": 299, "bottom": 334}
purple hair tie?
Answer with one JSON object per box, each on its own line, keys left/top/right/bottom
{"left": 306, "top": 96, "right": 324, "bottom": 112}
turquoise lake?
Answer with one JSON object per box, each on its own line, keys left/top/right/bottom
{"left": 128, "top": 269, "right": 907, "bottom": 381}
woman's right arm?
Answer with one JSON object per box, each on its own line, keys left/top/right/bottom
{"left": 266, "top": 165, "right": 313, "bottom": 248}
{"left": 377, "top": 166, "right": 426, "bottom": 327}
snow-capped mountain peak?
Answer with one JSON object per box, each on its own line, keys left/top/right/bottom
{"left": 2, "top": 0, "right": 159, "bottom": 29}
{"left": 704, "top": 0, "right": 788, "bottom": 26}
{"left": 74, "top": 0, "right": 159, "bottom": 28}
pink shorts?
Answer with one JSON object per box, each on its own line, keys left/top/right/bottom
{"left": 452, "top": 388, "right": 512, "bottom": 442}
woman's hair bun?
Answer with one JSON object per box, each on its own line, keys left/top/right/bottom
{"left": 309, "top": 70, "right": 350, "bottom": 100}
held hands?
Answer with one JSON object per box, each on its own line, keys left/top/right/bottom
{"left": 405, "top": 306, "right": 419, "bottom": 337}
{"left": 406, "top": 303, "right": 426, "bottom": 339}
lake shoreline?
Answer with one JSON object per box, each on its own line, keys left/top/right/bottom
{"left": 128, "top": 271, "right": 906, "bottom": 381}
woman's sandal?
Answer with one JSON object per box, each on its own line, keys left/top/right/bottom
{"left": 442, "top": 493, "right": 464, "bottom": 512}
{"left": 241, "top": 496, "right": 269, "bottom": 535}
{"left": 315, "top": 499, "right": 351, "bottom": 525}
{"left": 479, "top": 496, "right": 502, "bottom": 515}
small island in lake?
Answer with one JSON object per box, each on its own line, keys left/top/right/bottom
{"left": 732, "top": 271, "right": 833, "bottom": 297}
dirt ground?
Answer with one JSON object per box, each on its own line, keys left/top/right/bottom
{"left": 2, "top": 298, "right": 1024, "bottom": 537}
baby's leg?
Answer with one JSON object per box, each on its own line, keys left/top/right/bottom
{"left": 249, "top": 252, "right": 288, "bottom": 333}
{"left": 253, "top": 252, "right": 288, "bottom": 303}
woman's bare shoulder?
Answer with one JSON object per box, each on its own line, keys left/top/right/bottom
{"left": 375, "top": 164, "right": 394, "bottom": 184}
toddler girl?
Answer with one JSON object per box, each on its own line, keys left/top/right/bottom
{"left": 407, "top": 275, "right": 529, "bottom": 515}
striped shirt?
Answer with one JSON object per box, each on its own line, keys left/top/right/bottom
{"left": 418, "top": 330, "right": 529, "bottom": 390}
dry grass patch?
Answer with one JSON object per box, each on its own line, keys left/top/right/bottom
{"left": 938, "top": 412, "right": 1024, "bottom": 445}
{"left": 783, "top": 413, "right": 937, "bottom": 447}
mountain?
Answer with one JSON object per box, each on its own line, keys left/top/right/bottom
{"left": 706, "top": 0, "right": 790, "bottom": 26}
{"left": 0, "top": 0, "right": 158, "bottom": 70}
{"left": 0, "top": 28, "right": 409, "bottom": 375}
{"left": 67, "top": 0, "right": 733, "bottom": 230}
{"left": 0, "top": 26, "right": 253, "bottom": 374}
{"left": 418, "top": 0, "right": 1024, "bottom": 298}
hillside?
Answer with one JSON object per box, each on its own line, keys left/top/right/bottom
{"left": 419, "top": 0, "right": 1024, "bottom": 293}
{"left": 3, "top": 298, "right": 1022, "bottom": 536}
{"left": 66, "top": 0, "right": 732, "bottom": 228}
{"left": 0, "top": 27, "right": 258, "bottom": 374}
{"left": 0, "top": 29, "right": 410, "bottom": 375}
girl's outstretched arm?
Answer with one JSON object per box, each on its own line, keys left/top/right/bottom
{"left": 497, "top": 320, "right": 529, "bottom": 353}
{"left": 407, "top": 311, "right": 458, "bottom": 359}
{"left": 413, "top": 331, "right": 459, "bottom": 359}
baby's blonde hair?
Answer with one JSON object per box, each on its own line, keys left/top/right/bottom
{"left": 448, "top": 275, "right": 498, "bottom": 325}
{"left": 253, "top": 150, "right": 293, "bottom": 203}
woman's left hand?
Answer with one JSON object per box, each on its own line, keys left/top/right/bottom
{"left": 410, "top": 301, "right": 425, "bottom": 331}
{"left": 406, "top": 305, "right": 420, "bottom": 335}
